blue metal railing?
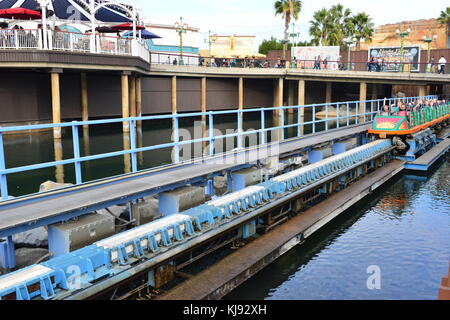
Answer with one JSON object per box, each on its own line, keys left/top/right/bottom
{"left": 0, "top": 95, "right": 437, "bottom": 202}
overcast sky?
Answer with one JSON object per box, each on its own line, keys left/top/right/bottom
{"left": 135, "top": 0, "right": 448, "bottom": 48}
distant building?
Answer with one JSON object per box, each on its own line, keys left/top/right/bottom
{"left": 145, "top": 23, "right": 200, "bottom": 64}
{"left": 200, "top": 35, "right": 265, "bottom": 58}
{"left": 361, "top": 18, "right": 449, "bottom": 50}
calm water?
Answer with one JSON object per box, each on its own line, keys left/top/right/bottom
{"left": 225, "top": 158, "right": 450, "bottom": 300}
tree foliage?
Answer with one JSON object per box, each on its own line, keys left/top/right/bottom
{"left": 309, "top": 3, "right": 374, "bottom": 48}
{"left": 274, "top": 0, "right": 302, "bottom": 57}
{"left": 259, "top": 37, "right": 311, "bottom": 55}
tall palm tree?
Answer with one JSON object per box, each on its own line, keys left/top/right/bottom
{"left": 328, "top": 4, "right": 353, "bottom": 46}
{"left": 352, "top": 12, "right": 375, "bottom": 50}
{"left": 309, "top": 8, "right": 331, "bottom": 46}
{"left": 275, "top": 0, "right": 302, "bottom": 59}
{"left": 438, "top": 7, "right": 450, "bottom": 48}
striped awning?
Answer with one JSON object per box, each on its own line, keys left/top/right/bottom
{"left": 0, "top": 0, "right": 133, "bottom": 22}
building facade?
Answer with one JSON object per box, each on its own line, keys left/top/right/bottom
{"left": 145, "top": 23, "right": 200, "bottom": 65}
{"left": 200, "top": 35, "right": 264, "bottom": 59}
{"left": 361, "top": 19, "right": 449, "bottom": 51}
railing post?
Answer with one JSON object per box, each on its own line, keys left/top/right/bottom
{"left": 14, "top": 29, "right": 19, "bottom": 49}
{"left": 38, "top": 29, "right": 43, "bottom": 50}
{"left": 209, "top": 112, "right": 215, "bottom": 156}
{"left": 129, "top": 119, "right": 138, "bottom": 172}
{"left": 336, "top": 105, "right": 340, "bottom": 129}
{"left": 0, "top": 132, "right": 9, "bottom": 201}
{"left": 48, "top": 30, "right": 53, "bottom": 50}
{"left": 261, "top": 109, "right": 266, "bottom": 144}
{"left": 312, "top": 104, "right": 316, "bottom": 134}
{"left": 280, "top": 108, "right": 285, "bottom": 140}
{"left": 173, "top": 114, "right": 180, "bottom": 163}
{"left": 325, "top": 104, "right": 329, "bottom": 131}
{"left": 370, "top": 100, "right": 374, "bottom": 121}
{"left": 347, "top": 103, "right": 350, "bottom": 126}
{"left": 71, "top": 123, "right": 83, "bottom": 185}
{"left": 237, "top": 110, "right": 243, "bottom": 149}
{"left": 69, "top": 33, "right": 74, "bottom": 52}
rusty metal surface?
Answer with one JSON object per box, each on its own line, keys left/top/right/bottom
{"left": 157, "top": 160, "right": 406, "bottom": 300}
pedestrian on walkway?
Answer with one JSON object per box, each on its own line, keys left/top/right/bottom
{"left": 438, "top": 56, "right": 447, "bottom": 74}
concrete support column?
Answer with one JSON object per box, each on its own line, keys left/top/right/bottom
{"left": 298, "top": 80, "right": 306, "bottom": 136}
{"left": 273, "top": 78, "right": 284, "bottom": 141}
{"left": 121, "top": 72, "right": 130, "bottom": 133}
{"left": 288, "top": 81, "right": 295, "bottom": 114}
{"left": 129, "top": 75, "right": 136, "bottom": 119}
{"left": 80, "top": 72, "right": 89, "bottom": 129}
{"left": 325, "top": 82, "right": 332, "bottom": 104}
{"left": 51, "top": 70, "right": 62, "bottom": 139}
{"left": 201, "top": 77, "right": 207, "bottom": 153}
{"left": 136, "top": 77, "right": 142, "bottom": 127}
{"left": 371, "top": 83, "right": 379, "bottom": 100}
{"left": 171, "top": 76, "right": 177, "bottom": 115}
{"left": 419, "top": 85, "right": 427, "bottom": 98}
{"left": 359, "top": 82, "right": 367, "bottom": 124}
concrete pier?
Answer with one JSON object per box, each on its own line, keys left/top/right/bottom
{"left": 51, "top": 70, "right": 62, "bottom": 139}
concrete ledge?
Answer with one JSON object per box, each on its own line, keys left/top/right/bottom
{"left": 0, "top": 50, "right": 150, "bottom": 72}
{"left": 148, "top": 64, "right": 450, "bottom": 84}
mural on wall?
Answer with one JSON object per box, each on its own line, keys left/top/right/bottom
{"left": 369, "top": 46, "right": 421, "bottom": 72}
{"left": 291, "top": 46, "right": 341, "bottom": 70}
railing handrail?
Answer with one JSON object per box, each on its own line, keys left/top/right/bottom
{"left": 0, "top": 96, "right": 434, "bottom": 133}
{"left": 0, "top": 94, "right": 439, "bottom": 202}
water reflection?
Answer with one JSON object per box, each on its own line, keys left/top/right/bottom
{"left": 225, "top": 158, "right": 450, "bottom": 300}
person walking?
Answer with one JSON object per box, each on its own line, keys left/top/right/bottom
{"left": 438, "top": 56, "right": 447, "bottom": 74}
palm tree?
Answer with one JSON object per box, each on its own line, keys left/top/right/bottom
{"left": 328, "top": 4, "right": 353, "bottom": 46}
{"left": 438, "top": 7, "right": 450, "bottom": 48}
{"left": 352, "top": 12, "right": 375, "bottom": 50}
{"left": 275, "top": 0, "right": 302, "bottom": 59}
{"left": 309, "top": 5, "right": 354, "bottom": 47}
{"left": 309, "top": 8, "right": 331, "bottom": 46}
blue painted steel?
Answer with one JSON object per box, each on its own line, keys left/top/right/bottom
{"left": 237, "top": 112, "right": 243, "bottom": 149}
{"left": 0, "top": 133, "right": 8, "bottom": 201}
{"left": 209, "top": 112, "right": 215, "bottom": 156}
{"left": 129, "top": 120, "right": 138, "bottom": 172}
{"left": 308, "top": 150, "right": 324, "bottom": 164}
{"left": 72, "top": 124, "right": 83, "bottom": 185}
{"left": 243, "top": 220, "right": 256, "bottom": 239}
{"left": 0, "top": 237, "right": 15, "bottom": 270}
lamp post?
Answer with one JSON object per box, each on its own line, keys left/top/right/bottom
{"left": 174, "top": 17, "right": 188, "bottom": 65}
{"left": 421, "top": 30, "right": 437, "bottom": 73}
{"left": 289, "top": 22, "right": 300, "bottom": 68}
{"left": 396, "top": 24, "right": 411, "bottom": 72}
{"left": 204, "top": 30, "right": 217, "bottom": 57}
{"left": 345, "top": 38, "right": 356, "bottom": 71}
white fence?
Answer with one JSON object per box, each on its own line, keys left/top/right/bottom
{"left": 0, "top": 29, "right": 41, "bottom": 49}
{"left": 0, "top": 29, "right": 143, "bottom": 60}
